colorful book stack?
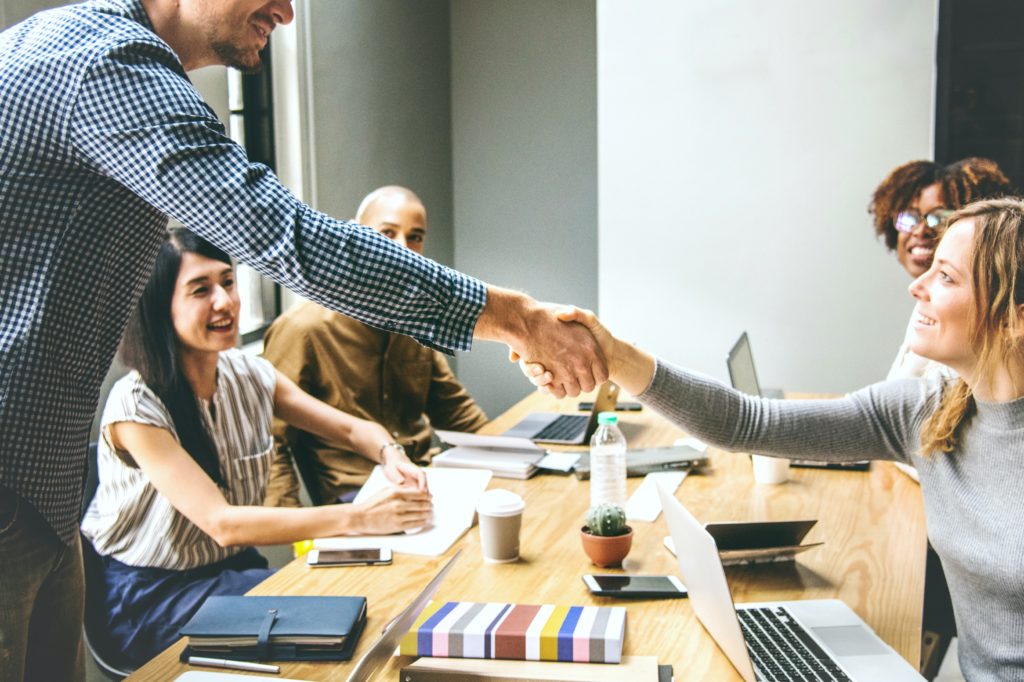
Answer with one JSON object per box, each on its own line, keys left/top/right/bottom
{"left": 400, "top": 601, "right": 627, "bottom": 663}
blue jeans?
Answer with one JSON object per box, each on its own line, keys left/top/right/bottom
{"left": 0, "top": 488, "right": 85, "bottom": 682}
{"left": 100, "top": 547, "right": 274, "bottom": 667}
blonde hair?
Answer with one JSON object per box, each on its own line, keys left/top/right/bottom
{"left": 920, "top": 197, "right": 1024, "bottom": 454}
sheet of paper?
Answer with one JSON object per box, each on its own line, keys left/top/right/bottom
{"left": 625, "top": 471, "right": 688, "bottom": 522}
{"left": 536, "top": 451, "right": 580, "bottom": 472}
{"left": 434, "top": 429, "right": 541, "bottom": 452}
{"left": 674, "top": 436, "right": 708, "bottom": 452}
{"left": 314, "top": 467, "right": 492, "bottom": 557}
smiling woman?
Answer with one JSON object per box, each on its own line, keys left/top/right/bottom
{"left": 521, "top": 198, "right": 1024, "bottom": 680}
{"left": 80, "top": 229, "right": 433, "bottom": 666}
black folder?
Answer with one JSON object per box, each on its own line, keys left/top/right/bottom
{"left": 178, "top": 595, "right": 367, "bottom": 662}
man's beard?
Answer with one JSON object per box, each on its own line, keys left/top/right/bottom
{"left": 212, "top": 41, "right": 263, "bottom": 74}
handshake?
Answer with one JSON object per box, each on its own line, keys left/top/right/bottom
{"left": 475, "top": 287, "right": 653, "bottom": 399}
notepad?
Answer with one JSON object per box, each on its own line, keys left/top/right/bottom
{"left": 400, "top": 601, "right": 626, "bottom": 663}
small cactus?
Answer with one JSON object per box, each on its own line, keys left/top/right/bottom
{"left": 585, "top": 503, "right": 628, "bottom": 537}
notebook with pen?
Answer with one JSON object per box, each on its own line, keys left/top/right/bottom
{"left": 178, "top": 595, "right": 367, "bottom": 662}
{"left": 573, "top": 445, "right": 708, "bottom": 480}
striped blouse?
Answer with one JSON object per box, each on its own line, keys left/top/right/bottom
{"left": 81, "top": 350, "right": 276, "bottom": 570}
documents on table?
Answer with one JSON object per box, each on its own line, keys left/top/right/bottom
{"left": 433, "top": 430, "right": 547, "bottom": 479}
{"left": 313, "top": 467, "right": 491, "bottom": 557}
{"left": 625, "top": 471, "right": 689, "bottom": 522}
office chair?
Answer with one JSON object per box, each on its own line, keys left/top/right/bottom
{"left": 81, "top": 442, "right": 136, "bottom": 680}
{"left": 287, "top": 441, "right": 327, "bottom": 506}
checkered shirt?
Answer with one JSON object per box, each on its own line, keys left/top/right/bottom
{"left": 0, "top": 0, "right": 486, "bottom": 544}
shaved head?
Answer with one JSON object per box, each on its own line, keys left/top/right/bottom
{"left": 355, "top": 186, "right": 428, "bottom": 254}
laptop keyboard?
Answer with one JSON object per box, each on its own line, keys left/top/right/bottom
{"left": 738, "top": 607, "right": 852, "bottom": 682}
{"left": 532, "top": 414, "right": 588, "bottom": 442}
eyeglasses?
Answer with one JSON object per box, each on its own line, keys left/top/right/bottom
{"left": 893, "top": 208, "right": 954, "bottom": 234}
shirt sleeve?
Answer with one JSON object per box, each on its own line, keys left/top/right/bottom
{"left": 67, "top": 39, "right": 486, "bottom": 354}
{"left": 639, "top": 359, "right": 939, "bottom": 464}
{"left": 425, "top": 352, "right": 490, "bottom": 433}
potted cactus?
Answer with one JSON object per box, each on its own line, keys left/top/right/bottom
{"left": 580, "top": 503, "right": 633, "bottom": 567}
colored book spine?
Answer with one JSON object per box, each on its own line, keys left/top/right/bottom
{"left": 402, "top": 601, "right": 626, "bottom": 663}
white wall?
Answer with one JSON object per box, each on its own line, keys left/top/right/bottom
{"left": 597, "top": 0, "right": 938, "bottom": 392}
{"left": 451, "top": 0, "right": 598, "bottom": 416}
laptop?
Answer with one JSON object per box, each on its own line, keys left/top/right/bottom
{"left": 727, "top": 332, "right": 869, "bottom": 472}
{"left": 502, "top": 381, "right": 620, "bottom": 444}
{"left": 345, "top": 550, "right": 462, "bottom": 682}
{"left": 656, "top": 486, "right": 923, "bottom": 682}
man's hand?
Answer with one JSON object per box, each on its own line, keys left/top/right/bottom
{"left": 381, "top": 445, "right": 428, "bottom": 492}
{"left": 474, "top": 287, "right": 608, "bottom": 398}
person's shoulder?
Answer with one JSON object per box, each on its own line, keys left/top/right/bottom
{"left": 32, "top": 0, "right": 172, "bottom": 56}
{"left": 268, "top": 301, "right": 354, "bottom": 340}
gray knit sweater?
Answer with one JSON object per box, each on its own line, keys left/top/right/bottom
{"left": 640, "top": 359, "right": 1024, "bottom": 681}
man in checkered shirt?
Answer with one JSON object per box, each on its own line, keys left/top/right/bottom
{"left": 0, "top": 1, "right": 606, "bottom": 677}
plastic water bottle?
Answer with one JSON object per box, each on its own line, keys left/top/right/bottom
{"left": 590, "top": 412, "right": 627, "bottom": 507}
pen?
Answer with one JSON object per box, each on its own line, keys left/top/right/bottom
{"left": 188, "top": 656, "right": 280, "bottom": 674}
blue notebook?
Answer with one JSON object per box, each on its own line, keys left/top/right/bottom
{"left": 178, "top": 595, "right": 367, "bottom": 662}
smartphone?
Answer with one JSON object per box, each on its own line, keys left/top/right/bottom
{"left": 306, "top": 548, "right": 392, "bottom": 567}
{"left": 581, "top": 574, "right": 686, "bottom": 598}
{"left": 578, "top": 401, "right": 642, "bottom": 412}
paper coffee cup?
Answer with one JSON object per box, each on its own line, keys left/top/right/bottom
{"left": 752, "top": 454, "right": 790, "bottom": 485}
{"left": 476, "top": 489, "right": 525, "bottom": 563}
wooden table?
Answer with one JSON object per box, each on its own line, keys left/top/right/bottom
{"left": 130, "top": 389, "right": 926, "bottom": 680}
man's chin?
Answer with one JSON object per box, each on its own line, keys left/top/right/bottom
{"left": 213, "top": 44, "right": 263, "bottom": 74}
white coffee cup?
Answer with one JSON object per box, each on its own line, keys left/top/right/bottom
{"left": 751, "top": 454, "right": 790, "bottom": 485}
{"left": 476, "top": 489, "right": 525, "bottom": 563}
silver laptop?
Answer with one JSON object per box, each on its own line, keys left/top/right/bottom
{"left": 345, "top": 550, "right": 461, "bottom": 682}
{"left": 727, "top": 332, "right": 784, "bottom": 399}
{"left": 502, "top": 381, "right": 619, "bottom": 444}
{"left": 727, "top": 332, "right": 868, "bottom": 472}
{"left": 656, "top": 486, "right": 923, "bottom": 682}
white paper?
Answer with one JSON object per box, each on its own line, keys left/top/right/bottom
{"left": 625, "top": 471, "right": 688, "bottom": 522}
{"left": 313, "top": 467, "right": 492, "bottom": 556}
{"left": 674, "top": 436, "right": 708, "bottom": 453}
{"left": 434, "top": 429, "right": 541, "bottom": 452}
{"left": 535, "top": 451, "right": 580, "bottom": 472}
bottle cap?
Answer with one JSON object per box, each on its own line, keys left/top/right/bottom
{"left": 597, "top": 412, "right": 619, "bottom": 425}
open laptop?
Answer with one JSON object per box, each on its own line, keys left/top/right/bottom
{"left": 502, "top": 381, "right": 619, "bottom": 444}
{"left": 727, "top": 332, "right": 869, "bottom": 472}
{"left": 656, "top": 486, "right": 923, "bottom": 682}
{"left": 345, "top": 550, "right": 462, "bottom": 682}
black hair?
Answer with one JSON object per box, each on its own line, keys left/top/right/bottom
{"left": 119, "top": 228, "right": 232, "bottom": 487}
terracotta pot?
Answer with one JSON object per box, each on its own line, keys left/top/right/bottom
{"left": 580, "top": 525, "right": 633, "bottom": 568}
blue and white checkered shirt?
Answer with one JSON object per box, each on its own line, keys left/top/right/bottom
{"left": 0, "top": 0, "right": 487, "bottom": 544}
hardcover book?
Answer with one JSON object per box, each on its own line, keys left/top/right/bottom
{"left": 400, "top": 601, "right": 626, "bottom": 663}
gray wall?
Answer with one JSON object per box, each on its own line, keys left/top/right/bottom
{"left": 597, "top": 0, "right": 938, "bottom": 393}
{"left": 301, "top": 0, "right": 455, "bottom": 267}
{"left": 450, "top": 0, "right": 598, "bottom": 416}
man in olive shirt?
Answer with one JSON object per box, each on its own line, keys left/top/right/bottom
{"left": 264, "top": 187, "right": 488, "bottom": 506}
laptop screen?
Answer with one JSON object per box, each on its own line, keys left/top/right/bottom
{"left": 726, "top": 332, "right": 762, "bottom": 398}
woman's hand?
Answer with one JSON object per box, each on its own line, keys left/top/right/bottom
{"left": 348, "top": 486, "right": 433, "bottom": 534}
{"left": 518, "top": 307, "right": 616, "bottom": 388}
{"left": 381, "top": 444, "right": 428, "bottom": 492}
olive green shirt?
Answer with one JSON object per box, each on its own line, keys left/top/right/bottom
{"left": 262, "top": 301, "right": 488, "bottom": 506}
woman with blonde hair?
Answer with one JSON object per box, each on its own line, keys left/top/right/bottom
{"left": 526, "top": 197, "right": 1024, "bottom": 679}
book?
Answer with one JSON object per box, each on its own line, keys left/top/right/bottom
{"left": 433, "top": 430, "right": 546, "bottom": 480}
{"left": 400, "top": 601, "right": 626, "bottom": 663}
{"left": 400, "top": 654, "right": 659, "bottom": 681}
{"left": 573, "top": 445, "right": 708, "bottom": 480}
{"left": 178, "top": 595, "right": 366, "bottom": 661}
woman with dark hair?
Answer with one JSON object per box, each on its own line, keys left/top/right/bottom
{"left": 868, "top": 157, "right": 1015, "bottom": 380}
{"left": 526, "top": 198, "right": 1024, "bottom": 679}
{"left": 81, "top": 229, "right": 432, "bottom": 665}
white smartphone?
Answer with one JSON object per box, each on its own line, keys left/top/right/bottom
{"left": 582, "top": 574, "right": 687, "bottom": 598}
{"left": 306, "top": 547, "right": 392, "bottom": 567}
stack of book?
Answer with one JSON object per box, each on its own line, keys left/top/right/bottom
{"left": 433, "top": 431, "right": 546, "bottom": 480}
{"left": 400, "top": 601, "right": 626, "bottom": 663}
{"left": 178, "top": 595, "right": 367, "bottom": 661}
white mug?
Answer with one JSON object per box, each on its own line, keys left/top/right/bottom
{"left": 751, "top": 454, "right": 790, "bottom": 484}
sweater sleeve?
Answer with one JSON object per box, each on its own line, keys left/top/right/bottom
{"left": 638, "top": 358, "right": 939, "bottom": 463}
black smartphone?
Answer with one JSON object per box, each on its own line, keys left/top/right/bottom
{"left": 306, "top": 547, "right": 393, "bottom": 567}
{"left": 578, "top": 401, "right": 642, "bottom": 412}
{"left": 582, "top": 574, "right": 687, "bottom": 598}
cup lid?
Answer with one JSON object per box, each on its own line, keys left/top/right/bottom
{"left": 477, "top": 489, "right": 525, "bottom": 517}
